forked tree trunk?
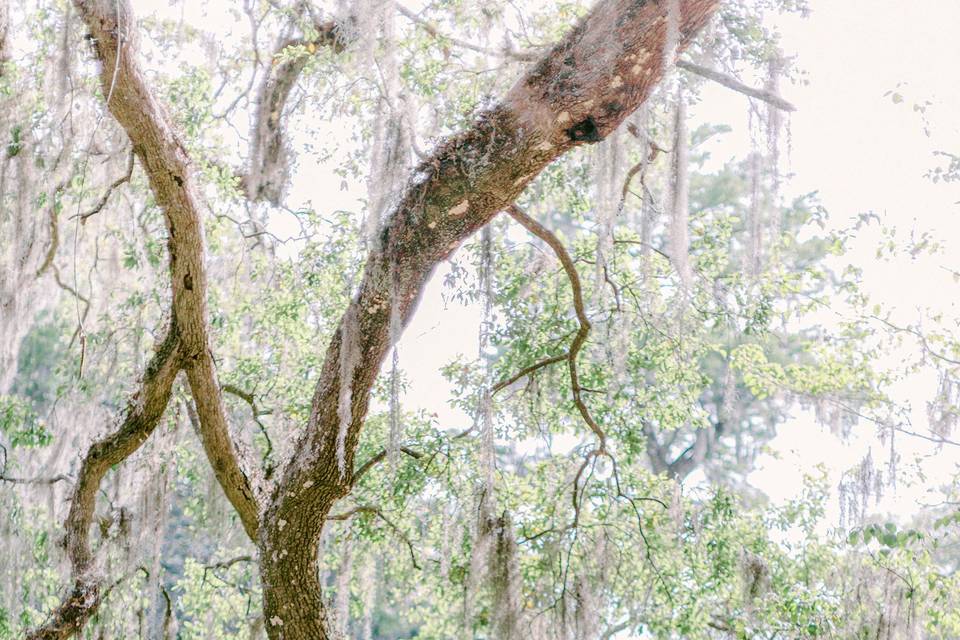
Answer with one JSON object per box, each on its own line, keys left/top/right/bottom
{"left": 257, "top": 1, "right": 719, "bottom": 637}
{"left": 40, "top": 1, "right": 719, "bottom": 638}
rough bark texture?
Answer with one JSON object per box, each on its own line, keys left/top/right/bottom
{"left": 29, "top": 2, "right": 261, "bottom": 637}
{"left": 260, "top": 0, "right": 719, "bottom": 637}
{"left": 31, "top": 0, "right": 719, "bottom": 638}
{"left": 26, "top": 324, "right": 181, "bottom": 640}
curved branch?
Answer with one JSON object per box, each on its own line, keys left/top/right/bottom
{"left": 36, "top": 181, "right": 69, "bottom": 277}
{"left": 73, "top": 0, "right": 259, "bottom": 540}
{"left": 223, "top": 383, "right": 275, "bottom": 468}
{"left": 26, "top": 323, "right": 181, "bottom": 640}
{"left": 505, "top": 204, "right": 606, "bottom": 447}
{"left": 245, "top": 19, "right": 348, "bottom": 204}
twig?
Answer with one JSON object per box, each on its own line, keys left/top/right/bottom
{"left": 72, "top": 149, "right": 135, "bottom": 223}
{"left": 351, "top": 446, "right": 422, "bottom": 484}
{"left": 327, "top": 504, "right": 420, "bottom": 569}
{"left": 222, "top": 383, "right": 275, "bottom": 469}
{"left": 395, "top": 3, "right": 537, "bottom": 62}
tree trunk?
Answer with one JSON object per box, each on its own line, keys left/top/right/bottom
{"left": 44, "top": 1, "right": 720, "bottom": 638}
{"left": 259, "top": 0, "right": 719, "bottom": 636}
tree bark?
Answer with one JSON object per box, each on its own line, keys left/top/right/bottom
{"left": 25, "top": 324, "right": 181, "bottom": 640}
{"left": 29, "top": 3, "right": 262, "bottom": 636}
{"left": 260, "top": 0, "right": 719, "bottom": 637}
{"left": 245, "top": 20, "right": 348, "bottom": 205}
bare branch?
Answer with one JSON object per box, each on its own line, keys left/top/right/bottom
{"left": 506, "top": 204, "right": 606, "bottom": 448}
{"left": 327, "top": 504, "right": 420, "bottom": 569}
{"left": 395, "top": 3, "right": 537, "bottom": 62}
{"left": 71, "top": 0, "right": 261, "bottom": 542}
{"left": 223, "top": 383, "right": 275, "bottom": 469}
{"left": 351, "top": 445, "right": 422, "bottom": 485}
{"left": 676, "top": 59, "right": 796, "bottom": 112}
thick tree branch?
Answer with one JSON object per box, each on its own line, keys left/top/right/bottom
{"left": 26, "top": 323, "right": 181, "bottom": 640}
{"left": 259, "top": 1, "right": 719, "bottom": 636}
{"left": 72, "top": 0, "right": 260, "bottom": 542}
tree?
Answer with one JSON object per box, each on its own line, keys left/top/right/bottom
{"left": 11, "top": 0, "right": 723, "bottom": 637}
{"left": 6, "top": 0, "right": 957, "bottom": 638}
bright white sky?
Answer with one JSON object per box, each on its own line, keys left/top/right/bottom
{"left": 135, "top": 0, "right": 960, "bottom": 526}
{"left": 707, "top": 0, "right": 960, "bottom": 522}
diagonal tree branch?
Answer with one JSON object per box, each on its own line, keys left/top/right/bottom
{"left": 676, "top": 59, "right": 796, "bottom": 112}
{"left": 395, "top": 3, "right": 537, "bottom": 62}
{"left": 259, "top": 1, "right": 720, "bottom": 636}
{"left": 493, "top": 353, "right": 568, "bottom": 393}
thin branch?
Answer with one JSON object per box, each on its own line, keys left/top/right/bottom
{"left": 72, "top": 149, "right": 135, "bottom": 223}
{"left": 395, "top": 3, "right": 537, "bottom": 62}
{"left": 328, "top": 505, "right": 420, "bottom": 569}
{"left": 871, "top": 314, "right": 960, "bottom": 367}
{"left": 676, "top": 59, "right": 796, "bottom": 112}
{"left": 0, "top": 472, "right": 71, "bottom": 486}
{"left": 223, "top": 383, "right": 275, "bottom": 469}
{"left": 492, "top": 353, "right": 568, "bottom": 393}
{"left": 204, "top": 555, "right": 254, "bottom": 571}
{"left": 351, "top": 445, "right": 422, "bottom": 485}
